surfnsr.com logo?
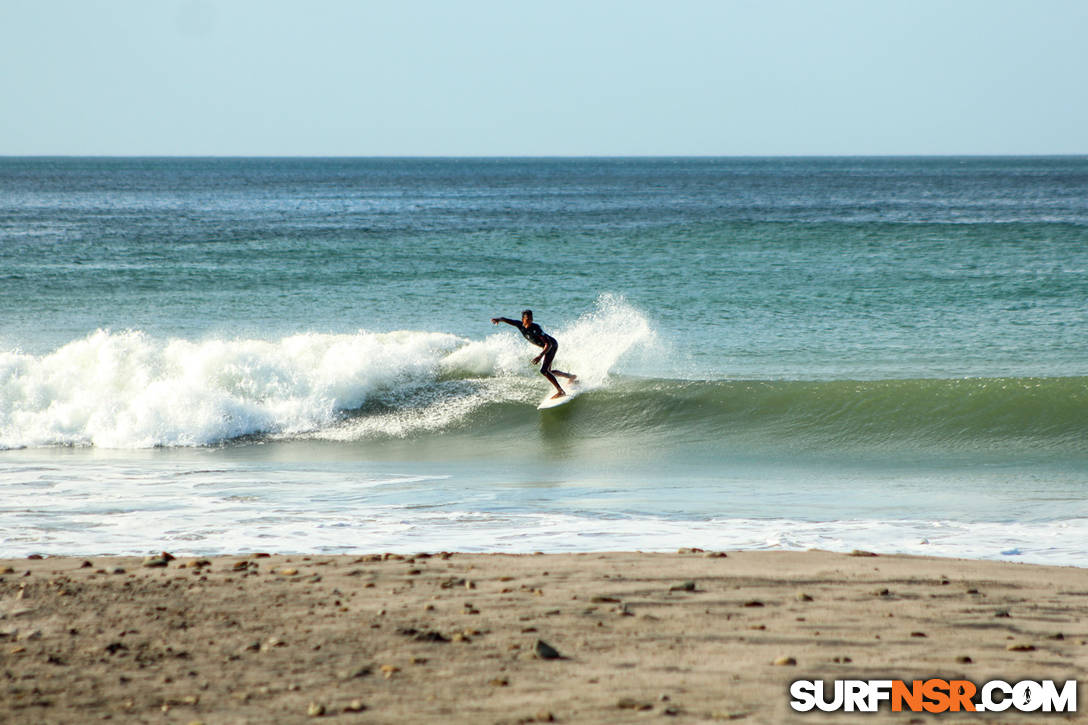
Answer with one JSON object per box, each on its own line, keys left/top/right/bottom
{"left": 789, "top": 679, "right": 1078, "bottom": 713}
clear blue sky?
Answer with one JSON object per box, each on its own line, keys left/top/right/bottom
{"left": 2, "top": 0, "right": 1085, "bottom": 156}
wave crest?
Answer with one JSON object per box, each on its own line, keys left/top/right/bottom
{"left": 0, "top": 295, "right": 657, "bottom": 448}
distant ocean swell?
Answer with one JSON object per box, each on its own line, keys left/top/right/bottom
{"left": 3, "top": 317, "right": 1084, "bottom": 458}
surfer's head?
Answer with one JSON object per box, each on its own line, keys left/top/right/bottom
{"left": 521, "top": 309, "right": 533, "bottom": 324}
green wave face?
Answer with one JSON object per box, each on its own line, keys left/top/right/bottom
{"left": 324, "top": 376, "right": 1088, "bottom": 466}
{"left": 622, "top": 377, "right": 1088, "bottom": 454}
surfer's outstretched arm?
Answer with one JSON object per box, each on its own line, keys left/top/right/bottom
{"left": 491, "top": 316, "right": 547, "bottom": 350}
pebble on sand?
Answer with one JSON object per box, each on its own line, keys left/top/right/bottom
{"left": 143, "top": 552, "right": 176, "bottom": 567}
{"left": 534, "top": 639, "right": 561, "bottom": 659}
{"left": 773, "top": 656, "right": 797, "bottom": 666}
{"left": 340, "top": 665, "right": 371, "bottom": 680}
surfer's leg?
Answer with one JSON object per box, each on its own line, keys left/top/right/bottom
{"left": 542, "top": 343, "right": 576, "bottom": 382}
{"left": 540, "top": 347, "right": 566, "bottom": 397}
{"left": 541, "top": 369, "right": 565, "bottom": 397}
{"left": 548, "top": 357, "right": 577, "bottom": 382}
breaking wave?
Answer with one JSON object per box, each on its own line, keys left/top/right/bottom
{"left": 0, "top": 295, "right": 655, "bottom": 448}
{"left": 3, "top": 292, "right": 1084, "bottom": 458}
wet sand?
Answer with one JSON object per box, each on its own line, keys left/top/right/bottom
{"left": 1, "top": 550, "right": 1085, "bottom": 723}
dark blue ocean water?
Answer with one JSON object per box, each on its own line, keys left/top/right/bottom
{"left": 2, "top": 157, "right": 1086, "bottom": 562}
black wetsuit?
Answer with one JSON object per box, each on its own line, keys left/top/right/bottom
{"left": 516, "top": 322, "right": 558, "bottom": 371}
{"left": 493, "top": 318, "right": 573, "bottom": 385}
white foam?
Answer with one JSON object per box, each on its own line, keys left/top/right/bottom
{"left": 2, "top": 446, "right": 1083, "bottom": 566}
{"left": 0, "top": 329, "right": 464, "bottom": 448}
{"left": 313, "top": 295, "right": 661, "bottom": 440}
{"left": 5, "top": 477, "right": 1085, "bottom": 566}
{"left": 553, "top": 293, "right": 659, "bottom": 387}
{"left": 304, "top": 379, "right": 531, "bottom": 442}
{"left": 442, "top": 293, "right": 658, "bottom": 386}
{"left": 0, "top": 296, "right": 660, "bottom": 448}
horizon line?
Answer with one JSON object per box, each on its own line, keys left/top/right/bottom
{"left": 2, "top": 153, "right": 1087, "bottom": 160}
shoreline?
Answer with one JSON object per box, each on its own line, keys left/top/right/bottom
{"left": 2, "top": 550, "right": 1085, "bottom": 723}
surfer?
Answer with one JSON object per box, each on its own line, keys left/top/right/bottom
{"left": 491, "top": 310, "right": 577, "bottom": 398}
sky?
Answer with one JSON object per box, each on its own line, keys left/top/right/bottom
{"left": 1, "top": 0, "right": 1086, "bottom": 156}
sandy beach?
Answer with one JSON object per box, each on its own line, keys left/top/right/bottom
{"left": 1, "top": 549, "right": 1085, "bottom": 724}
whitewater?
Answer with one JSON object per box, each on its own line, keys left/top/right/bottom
{"left": 0, "top": 296, "right": 654, "bottom": 449}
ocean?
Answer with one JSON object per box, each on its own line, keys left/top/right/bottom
{"left": 2, "top": 157, "right": 1086, "bottom": 564}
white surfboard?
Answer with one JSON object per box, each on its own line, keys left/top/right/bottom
{"left": 537, "top": 385, "right": 581, "bottom": 410}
